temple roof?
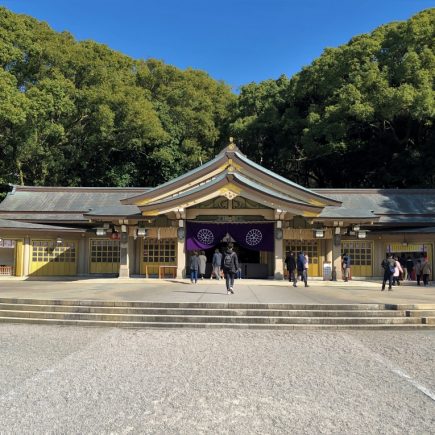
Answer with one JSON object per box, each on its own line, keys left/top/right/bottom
{"left": 137, "top": 171, "right": 325, "bottom": 216}
{"left": 0, "top": 186, "right": 145, "bottom": 222}
{"left": 121, "top": 141, "right": 340, "bottom": 216}
{"left": 1, "top": 152, "right": 435, "bottom": 227}
{"left": 314, "top": 189, "right": 435, "bottom": 225}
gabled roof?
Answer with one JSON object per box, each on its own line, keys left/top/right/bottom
{"left": 122, "top": 141, "right": 340, "bottom": 216}
{"left": 138, "top": 171, "right": 325, "bottom": 216}
{"left": 0, "top": 186, "right": 146, "bottom": 222}
{"left": 314, "top": 189, "right": 435, "bottom": 225}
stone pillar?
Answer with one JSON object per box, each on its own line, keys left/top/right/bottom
{"left": 118, "top": 232, "right": 130, "bottom": 278}
{"left": 326, "top": 239, "right": 333, "bottom": 262}
{"left": 23, "top": 237, "right": 30, "bottom": 276}
{"left": 274, "top": 237, "right": 284, "bottom": 280}
{"left": 77, "top": 237, "right": 87, "bottom": 276}
{"left": 128, "top": 236, "right": 135, "bottom": 276}
{"left": 176, "top": 236, "right": 185, "bottom": 278}
{"left": 332, "top": 234, "right": 342, "bottom": 280}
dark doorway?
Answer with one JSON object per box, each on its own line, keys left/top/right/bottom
{"left": 204, "top": 243, "right": 260, "bottom": 264}
{"left": 202, "top": 243, "right": 267, "bottom": 278}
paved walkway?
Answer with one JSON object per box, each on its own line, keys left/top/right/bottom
{"left": 1, "top": 277, "right": 434, "bottom": 305}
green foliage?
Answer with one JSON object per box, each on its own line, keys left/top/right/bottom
{"left": 0, "top": 6, "right": 433, "bottom": 190}
{"left": 0, "top": 7, "right": 234, "bottom": 187}
{"left": 230, "top": 9, "right": 435, "bottom": 187}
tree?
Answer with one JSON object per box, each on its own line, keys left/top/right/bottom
{"left": 0, "top": 7, "right": 234, "bottom": 188}
{"left": 230, "top": 9, "right": 435, "bottom": 187}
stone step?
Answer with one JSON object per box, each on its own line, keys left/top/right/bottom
{"left": 0, "top": 316, "right": 432, "bottom": 330}
{"left": 0, "top": 298, "right": 392, "bottom": 310}
{"left": 406, "top": 310, "right": 435, "bottom": 317}
{"left": 1, "top": 298, "right": 434, "bottom": 313}
{"left": 0, "top": 310, "right": 423, "bottom": 324}
{"left": 422, "top": 317, "right": 435, "bottom": 325}
{"left": 0, "top": 304, "right": 409, "bottom": 317}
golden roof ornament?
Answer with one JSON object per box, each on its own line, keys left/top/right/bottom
{"left": 228, "top": 137, "right": 235, "bottom": 150}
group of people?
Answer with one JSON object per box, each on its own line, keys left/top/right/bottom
{"left": 189, "top": 244, "right": 239, "bottom": 295}
{"left": 190, "top": 247, "right": 432, "bottom": 294}
{"left": 381, "top": 254, "right": 431, "bottom": 291}
{"left": 284, "top": 251, "right": 309, "bottom": 287}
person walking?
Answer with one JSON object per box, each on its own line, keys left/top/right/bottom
{"left": 211, "top": 248, "right": 222, "bottom": 280}
{"left": 405, "top": 256, "right": 414, "bottom": 281}
{"left": 392, "top": 255, "right": 403, "bottom": 286}
{"left": 342, "top": 252, "right": 351, "bottom": 282}
{"left": 381, "top": 253, "right": 395, "bottom": 291}
{"left": 285, "top": 251, "right": 297, "bottom": 287}
{"left": 399, "top": 255, "right": 406, "bottom": 280}
{"left": 198, "top": 250, "right": 207, "bottom": 280}
{"left": 421, "top": 258, "right": 431, "bottom": 286}
{"left": 221, "top": 243, "right": 239, "bottom": 294}
{"left": 297, "top": 251, "right": 309, "bottom": 287}
{"left": 190, "top": 251, "right": 200, "bottom": 284}
{"left": 415, "top": 259, "right": 422, "bottom": 286}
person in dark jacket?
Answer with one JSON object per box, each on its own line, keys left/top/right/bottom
{"left": 285, "top": 251, "right": 297, "bottom": 287}
{"left": 342, "top": 252, "right": 351, "bottom": 282}
{"left": 381, "top": 253, "right": 395, "bottom": 291}
{"left": 405, "top": 256, "right": 414, "bottom": 281}
{"left": 190, "top": 251, "right": 200, "bottom": 284}
{"left": 221, "top": 243, "right": 239, "bottom": 294}
{"left": 297, "top": 251, "right": 309, "bottom": 287}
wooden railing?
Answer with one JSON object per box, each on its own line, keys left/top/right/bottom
{"left": 0, "top": 266, "right": 15, "bottom": 276}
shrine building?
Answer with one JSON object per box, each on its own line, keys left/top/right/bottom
{"left": 0, "top": 140, "right": 434, "bottom": 280}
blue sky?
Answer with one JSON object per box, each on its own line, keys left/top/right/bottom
{"left": 1, "top": 0, "right": 433, "bottom": 90}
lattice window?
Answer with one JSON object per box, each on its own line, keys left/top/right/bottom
{"left": 284, "top": 240, "right": 319, "bottom": 265}
{"left": 90, "top": 239, "right": 120, "bottom": 263}
{"left": 341, "top": 241, "right": 372, "bottom": 266}
{"left": 32, "top": 240, "right": 76, "bottom": 263}
{"left": 143, "top": 239, "right": 176, "bottom": 263}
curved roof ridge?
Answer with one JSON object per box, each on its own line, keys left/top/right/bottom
{"left": 234, "top": 152, "right": 340, "bottom": 205}
{"left": 11, "top": 185, "right": 150, "bottom": 193}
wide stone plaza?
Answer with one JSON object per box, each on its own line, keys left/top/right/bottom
{"left": 0, "top": 324, "right": 434, "bottom": 434}
{"left": 0, "top": 279, "right": 434, "bottom": 433}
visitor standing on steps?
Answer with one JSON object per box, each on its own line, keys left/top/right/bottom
{"left": 221, "top": 243, "right": 239, "bottom": 295}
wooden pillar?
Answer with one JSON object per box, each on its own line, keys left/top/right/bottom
{"left": 77, "top": 237, "right": 87, "bottom": 276}
{"left": 274, "top": 237, "right": 284, "bottom": 280}
{"left": 332, "top": 234, "right": 342, "bottom": 280}
{"left": 118, "top": 232, "right": 130, "bottom": 278}
{"left": 23, "top": 237, "right": 30, "bottom": 276}
{"left": 176, "top": 232, "right": 185, "bottom": 278}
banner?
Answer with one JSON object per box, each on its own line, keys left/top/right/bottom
{"left": 186, "top": 222, "right": 274, "bottom": 252}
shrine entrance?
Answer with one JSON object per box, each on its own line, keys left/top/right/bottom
{"left": 186, "top": 222, "right": 274, "bottom": 279}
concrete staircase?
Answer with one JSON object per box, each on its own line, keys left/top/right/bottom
{"left": 0, "top": 298, "right": 434, "bottom": 329}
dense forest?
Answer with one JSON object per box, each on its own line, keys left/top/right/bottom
{"left": 0, "top": 7, "right": 434, "bottom": 192}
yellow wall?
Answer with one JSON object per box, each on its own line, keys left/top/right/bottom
{"left": 30, "top": 239, "right": 77, "bottom": 276}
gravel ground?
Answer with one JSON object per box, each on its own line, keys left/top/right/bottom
{"left": 0, "top": 325, "right": 434, "bottom": 434}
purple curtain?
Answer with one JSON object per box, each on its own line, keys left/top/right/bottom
{"left": 186, "top": 222, "right": 274, "bottom": 251}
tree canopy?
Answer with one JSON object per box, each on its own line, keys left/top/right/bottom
{"left": 0, "top": 7, "right": 434, "bottom": 192}
{"left": 0, "top": 6, "right": 234, "bottom": 188}
{"left": 230, "top": 8, "right": 434, "bottom": 187}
